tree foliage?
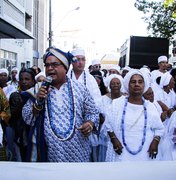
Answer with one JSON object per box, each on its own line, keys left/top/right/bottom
{"left": 134, "top": 0, "right": 176, "bottom": 41}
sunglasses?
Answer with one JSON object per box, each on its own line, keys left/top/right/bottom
{"left": 93, "top": 65, "right": 101, "bottom": 69}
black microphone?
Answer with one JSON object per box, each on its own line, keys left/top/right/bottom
{"left": 42, "top": 76, "right": 52, "bottom": 91}
{"left": 37, "top": 76, "right": 52, "bottom": 106}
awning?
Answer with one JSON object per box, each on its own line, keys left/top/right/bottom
{"left": 0, "top": 17, "right": 34, "bottom": 39}
{"left": 101, "top": 54, "right": 119, "bottom": 64}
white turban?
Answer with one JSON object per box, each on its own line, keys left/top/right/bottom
{"left": 35, "top": 71, "right": 46, "bottom": 81}
{"left": 92, "top": 59, "right": 101, "bottom": 66}
{"left": 104, "top": 74, "right": 123, "bottom": 91}
{"left": 0, "top": 68, "right": 9, "bottom": 76}
{"left": 159, "top": 72, "right": 172, "bottom": 89}
{"left": 158, "top": 55, "right": 167, "bottom": 63}
{"left": 71, "top": 48, "right": 85, "bottom": 57}
{"left": 123, "top": 69, "right": 149, "bottom": 94}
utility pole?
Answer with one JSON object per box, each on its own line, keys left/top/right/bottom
{"left": 49, "top": 0, "right": 52, "bottom": 46}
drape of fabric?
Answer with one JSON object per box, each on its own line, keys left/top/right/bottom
{"left": 154, "top": 89, "right": 176, "bottom": 109}
{"left": 160, "top": 111, "right": 176, "bottom": 160}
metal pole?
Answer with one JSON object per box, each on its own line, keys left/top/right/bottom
{"left": 49, "top": 0, "right": 52, "bottom": 46}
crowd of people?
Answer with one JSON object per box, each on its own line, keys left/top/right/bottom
{"left": 0, "top": 47, "right": 176, "bottom": 162}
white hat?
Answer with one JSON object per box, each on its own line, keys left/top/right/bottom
{"left": 71, "top": 48, "right": 85, "bottom": 57}
{"left": 158, "top": 55, "right": 168, "bottom": 63}
{"left": 92, "top": 59, "right": 101, "bottom": 66}
{"left": 0, "top": 68, "right": 9, "bottom": 76}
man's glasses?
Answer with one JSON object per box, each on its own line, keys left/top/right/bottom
{"left": 44, "top": 62, "right": 63, "bottom": 68}
{"left": 93, "top": 65, "right": 101, "bottom": 69}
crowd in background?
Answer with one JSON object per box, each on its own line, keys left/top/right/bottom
{"left": 0, "top": 47, "right": 176, "bottom": 162}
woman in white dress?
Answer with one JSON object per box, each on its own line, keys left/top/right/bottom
{"left": 98, "top": 74, "right": 123, "bottom": 161}
{"left": 105, "top": 70, "right": 165, "bottom": 161}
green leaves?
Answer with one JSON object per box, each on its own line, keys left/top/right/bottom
{"left": 163, "top": 0, "right": 175, "bottom": 8}
{"left": 134, "top": 0, "right": 176, "bottom": 41}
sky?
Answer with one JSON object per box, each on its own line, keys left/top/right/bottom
{"left": 52, "top": 0, "right": 149, "bottom": 51}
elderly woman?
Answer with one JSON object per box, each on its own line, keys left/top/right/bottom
{"left": 98, "top": 74, "right": 124, "bottom": 161}
{"left": 104, "top": 70, "right": 164, "bottom": 161}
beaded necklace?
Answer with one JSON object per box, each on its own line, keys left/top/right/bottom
{"left": 47, "top": 77, "right": 76, "bottom": 141}
{"left": 121, "top": 96, "right": 147, "bottom": 155}
{"left": 71, "top": 70, "right": 86, "bottom": 86}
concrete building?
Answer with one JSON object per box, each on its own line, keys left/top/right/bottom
{"left": 0, "top": 0, "right": 48, "bottom": 72}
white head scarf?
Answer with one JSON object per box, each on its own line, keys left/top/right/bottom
{"left": 109, "top": 65, "right": 121, "bottom": 73}
{"left": 123, "top": 69, "right": 149, "bottom": 94}
{"left": 104, "top": 74, "right": 123, "bottom": 91}
{"left": 35, "top": 71, "right": 46, "bottom": 81}
{"left": 159, "top": 72, "right": 172, "bottom": 89}
{"left": 122, "top": 66, "right": 131, "bottom": 71}
{"left": 0, "top": 68, "right": 9, "bottom": 76}
{"left": 11, "top": 67, "right": 18, "bottom": 73}
{"left": 140, "top": 67, "right": 152, "bottom": 87}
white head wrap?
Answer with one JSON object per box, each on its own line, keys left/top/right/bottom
{"left": 71, "top": 48, "right": 85, "bottom": 57}
{"left": 122, "top": 66, "right": 131, "bottom": 71}
{"left": 92, "top": 59, "right": 101, "bottom": 66}
{"left": 0, "top": 68, "right": 9, "bottom": 76}
{"left": 35, "top": 71, "right": 46, "bottom": 81}
{"left": 159, "top": 72, "right": 172, "bottom": 89}
{"left": 109, "top": 65, "right": 121, "bottom": 73}
{"left": 158, "top": 55, "right": 168, "bottom": 63}
{"left": 11, "top": 67, "right": 18, "bottom": 72}
{"left": 104, "top": 74, "right": 123, "bottom": 91}
{"left": 140, "top": 67, "right": 152, "bottom": 87}
{"left": 123, "top": 69, "right": 149, "bottom": 94}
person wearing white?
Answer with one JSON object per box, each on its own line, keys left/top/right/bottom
{"left": 154, "top": 72, "right": 176, "bottom": 110}
{"left": 7, "top": 67, "right": 19, "bottom": 91}
{"left": 67, "top": 47, "right": 102, "bottom": 108}
{"left": 150, "top": 55, "right": 168, "bottom": 83}
{"left": 108, "top": 65, "right": 121, "bottom": 76}
{"left": 67, "top": 48, "right": 102, "bottom": 161}
{"left": 150, "top": 55, "right": 168, "bottom": 98}
{"left": 153, "top": 72, "right": 176, "bottom": 160}
{"left": 99, "top": 74, "right": 124, "bottom": 161}
{"left": 163, "top": 111, "right": 176, "bottom": 160}
{"left": 0, "top": 68, "right": 16, "bottom": 100}
{"left": 104, "top": 70, "right": 164, "bottom": 161}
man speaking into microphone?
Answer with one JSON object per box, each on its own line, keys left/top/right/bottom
{"left": 22, "top": 47, "right": 99, "bottom": 162}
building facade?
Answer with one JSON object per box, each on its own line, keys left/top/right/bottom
{"left": 0, "top": 0, "right": 48, "bottom": 72}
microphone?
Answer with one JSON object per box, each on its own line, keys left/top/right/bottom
{"left": 42, "top": 76, "right": 53, "bottom": 91}
{"left": 36, "top": 76, "right": 52, "bottom": 106}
